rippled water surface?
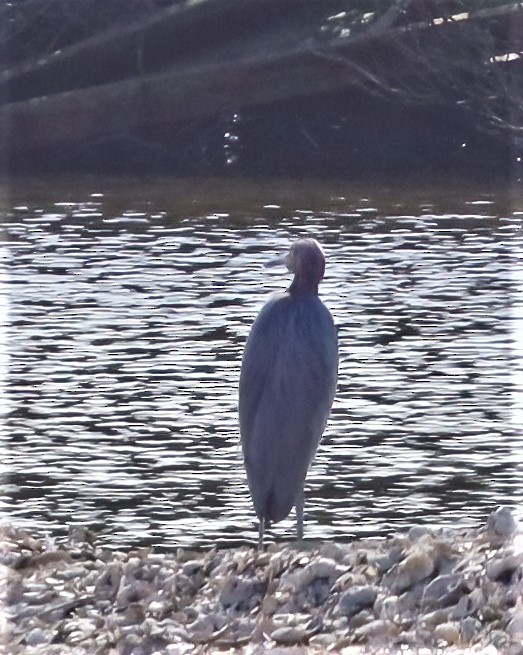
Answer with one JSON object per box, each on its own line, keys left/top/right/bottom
{"left": 1, "top": 177, "right": 522, "bottom": 549}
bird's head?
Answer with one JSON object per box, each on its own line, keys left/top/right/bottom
{"left": 283, "top": 238, "right": 326, "bottom": 295}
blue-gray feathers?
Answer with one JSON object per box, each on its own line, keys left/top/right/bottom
{"left": 239, "top": 292, "right": 338, "bottom": 523}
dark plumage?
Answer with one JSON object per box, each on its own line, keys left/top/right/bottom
{"left": 239, "top": 238, "right": 338, "bottom": 545}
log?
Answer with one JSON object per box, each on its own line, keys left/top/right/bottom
{"left": 0, "top": 0, "right": 347, "bottom": 104}
{"left": 1, "top": 2, "right": 521, "bottom": 159}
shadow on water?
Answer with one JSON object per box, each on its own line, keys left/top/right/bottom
{"left": 0, "top": 175, "right": 522, "bottom": 550}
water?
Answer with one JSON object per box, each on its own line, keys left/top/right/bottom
{"left": 1, "top": 176, "right": 522, "bottom": 550}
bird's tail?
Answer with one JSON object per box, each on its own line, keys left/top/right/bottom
{"left": 261, "top": 486, "right": 295, "bottom": 524}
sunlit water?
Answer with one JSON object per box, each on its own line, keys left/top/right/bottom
{"left": 1, "top": 177, "right": 522, "bottom": 550}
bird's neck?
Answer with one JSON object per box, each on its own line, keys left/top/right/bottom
{"left": 288, "top": 275, "right": 319, "bottom": 296}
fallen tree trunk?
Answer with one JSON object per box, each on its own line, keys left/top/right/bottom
{"left": 1, "top": 2, "right": 521, "bottom": 161}
{"left": 0, "top": 0, "right": 346, "bottom": 104}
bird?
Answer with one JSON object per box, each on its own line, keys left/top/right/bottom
{"left": 239, "top": 238, "right": 338, "bottom": 546}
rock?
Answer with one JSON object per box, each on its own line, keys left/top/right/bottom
{"left": 420, "top": 609, "right": 451, "bottom": 627}
{"left": 408, "top": 526, "right": 433, "bottom": 541}
{"left": 459, "top": 616, "right": 482, "bottom": 643}
{"left": 279, "top": 557, "right": 342, "bottom": 607}
{"left": 372, "top": 547, "right": 403, "bottom": 575}
{"left": 285, "top": 557, "right": 342, "bottom": 592}
{"left": 4, "top": 519, "right": 523, "bottom": 653}
{"left": 337, "top": 586, "right": 379, "bottom": 617}
{"left": 308, "top": 632, "right": 336, "bottom": 648}
{"left": 374, "top": 594, "right": 400, "bottom": 621}
{"left": 68, "top": 618, "right": 98, "bottom": 645}
{"left": 25, "top": 627, "right": 47, "bottom": 646}
{"left": 3, "top": 569, "right": 23, "bottom": 604}
{"left": 94, "top": 561, "right": 122, "bottom": 598}
{"left": 449, "top": 594, "right": 475, "bottom": 620}
{"left": 507, "top": 606, "right": 523, "bottom": 639}
{"left": 354, "top": 619, "right": 399, "bottom": 640}
{"left": 389, "top": 549, "right": 435, "bottom": 593}
{"left": 486, "top": 554, "right": 523, "bottom": 583}
{"left": 306, "top": 575, "right": 333, "bottom": 606}
{"left": 420, "top": 573, "right": 463, "bottom": 609}
{"left": 219, "top": 576, "right": 264, "bottom": 610}
{"left": 331, "top": 616, "right": 349, "bottom": 631}
{"left": 165, "top": 646, "right": 192, "bottom": 655}
{"left": 486, "top": 507, "right": 518, "bottom": 544}
{"left": 349, "top": 609, "right": 374, "bottom": 629}
{"left": 318, "top": 542, "right": 346, "bottom": 562}
{"left": 434, "top": 621, "right": 460, "bottom": 644}
{"left": 489, "top": 629, "right": 510, "bottom": 649}
{"left": 182, "top": 560, "right": 205, "bottom": 577}
{"left": 270, "top": 625, "right": 308, "bottom": 644}
{"left": 116, "top": 580, "right": 151, "bottom": 606}
{"left": 481, "top": 604, "right": 503, "bottom": 622}
{"left": 148, "top": 599, "right": 169, "bottom": 619}
{"left": 187, "top": 614, "right": 215, "bottom": 642}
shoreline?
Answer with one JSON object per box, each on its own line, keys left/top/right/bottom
{"left": 1, "top": 508, "right": 522, "bottom": 654}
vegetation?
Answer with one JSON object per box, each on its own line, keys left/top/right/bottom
{"left": 0, "top": 0, "right": 521, "bottom": 175}
{"left": 0, "top": 0, "right": 178, "bottom": 66}
{"left": 0, "top": 0, "right": 519, "bottom": 67}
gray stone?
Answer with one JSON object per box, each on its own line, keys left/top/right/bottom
{"left": 337, "top": 585, "right": 378, "bottom": 617}
{"left": 420, "top": 573, "right": 463, "bottom": 609}
{"left": 408, "top": 526, "right": 433, "bottom": 541}
{"left": 219, "top": 577, "right": 264, "bottom": 610}
{"left": 270, "top": 625, "right": 308, "bottom": 645}
{"left": 434, "top": 621, "right": 460, "bottom": 644}
{"left": 373, "top": 547, "right": 403, "bottom": 575}
{"left": 486, "top": 554, "right": 523, "bottom": 582}
{"left": 487, "top": 506, "right": 518, "bottom": 544}
{"left": 349, "top": 609, "right": 374, "bottom": 629}
{"left": 25, "top": 628, "right": 47, "bottom": 646}
{"left": 459, "top": 616, "right": 482, "bottom": 643}
{"left": 354, "top": 619, "right": 398, "bottom": 639}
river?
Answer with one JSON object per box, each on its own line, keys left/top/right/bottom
{"left": 1, "top": 175, "right": 522, "bottom": 549}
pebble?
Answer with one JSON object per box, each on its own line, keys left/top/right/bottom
{"left": 408, "top": 526, "right": 433, "bottom": 540}
{"left": 336, "top": 585, "right": 378, "bottom": 616}
{"left": 489, "top": 629, "right": 510, "bottom": 649}
{"left": 354, "top": 618, "right": 399, "bottom": 639}
{"left": 420, "top": 608, "right": 451, "bottom": 627}
{"left": 486, "top": 553, "right": 523, "bottom": 582}
{"left": 507, "top": 605, "right": 523, "bottom": 639}
{"left": 420, "top": 572, "right": 463, "bottom": 608}
{"left": 271, "top": 625, "right": 308, "bottom": 644}
{"left": 308, "top": 632, "right": 336, "bottom": 648}
{"left": 449, "top": 594, "right": 475, "bottom": 620}
{"left": 116, "top": 580, "right": 152, "bottom": 606}
{"left": 389, "top": 549, "right": 435, "bottom": 593}
{"left": 434, "top": 621, "right": 460, "bottom": 644}
{"left": 282, "top": 557, "right": 342, "bottom": 593}
{"left": 219, "top": 575, "right": 264, "bottom": 610}
{"left": 460, "top": 616, "right": 482, "bottom": 643}
{"left": 25, "top": 627, "right": 47, "bottom": 646}
{"left": 349, "top": 609, "right": 374, "bottom": 629}
{"left": 372, "top": 546, "right": 403, "bottom": 574}
{"left": 486, "top": 506, "right": 518, "bottom": 544}
{"left": 1, "top": 508, "right": 518, "bottom": 654}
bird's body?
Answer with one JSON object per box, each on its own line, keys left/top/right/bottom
{"left": 239, "top": 239, "right": 338, "bottom": 544}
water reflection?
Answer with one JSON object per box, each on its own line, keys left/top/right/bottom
{"left": 1, "top": 177, "right": 522, "bottom": 549}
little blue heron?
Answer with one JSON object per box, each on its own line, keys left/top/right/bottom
{"left": 239, "top": 238, "right": 338, "bottom": 545}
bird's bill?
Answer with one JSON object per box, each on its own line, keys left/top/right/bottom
{"left": 264, "top": 254, "right": 288, "bottom": 269}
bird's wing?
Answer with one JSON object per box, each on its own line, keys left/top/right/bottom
{"left": 239, "top": 294, "right": 338, "bottom": 521}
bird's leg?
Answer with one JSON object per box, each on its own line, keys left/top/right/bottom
{"left": 296, "top": 491, "right": 304, "bottom": 541}
{"left": 258, "top": 518, "right": 265, "bottom": 550}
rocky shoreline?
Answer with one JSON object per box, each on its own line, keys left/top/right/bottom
{"left": 1, "top": 508, "right": 523, "bottom": 654}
